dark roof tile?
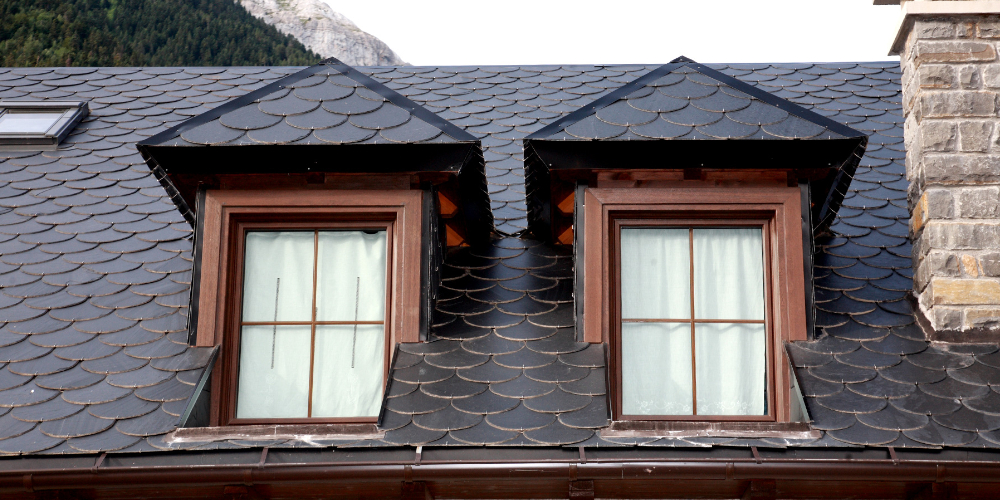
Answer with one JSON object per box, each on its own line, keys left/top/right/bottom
{"left": 66, "top": 425, "right": 141, "bottom": 452}
{"left": 0, "top": 426, "right": 64, "bottom": 454}
{"left": 88, "top": 395, "right": 158, "bottom": 420}
{"left": 10, "top": 395, "right": 84, "bottom": 422}
{"left": 39, "top": 409, "right": 115, "bottom": 438}
{"left": 904, "top": 421, "right": 977, "bottom": 447}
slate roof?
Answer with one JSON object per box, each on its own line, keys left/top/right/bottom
{"left": 140, "top": 60, "right": 475, "bottom": 149}
{"left": 2, "top": 61, "right": 997, "bottom": 457}
{"left": 527, "top": 58, "right": 864, "bottom": 142}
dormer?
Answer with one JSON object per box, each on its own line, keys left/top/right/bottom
{"left": 137, "top": 58, "right": 491, "bottom": 426}
{"left": 522, "top": 57, "right": 868, "bottom": 424}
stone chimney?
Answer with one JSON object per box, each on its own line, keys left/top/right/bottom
{"left": 889, "top": 0, "right": 1000, "bottom": 338}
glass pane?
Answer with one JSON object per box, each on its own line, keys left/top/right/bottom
{"left": 236, "top": 325, "right": 311, "bottom": 418}
{"left": 692, "top": 228, "right": 764, "bottom": 320}
{"left": 316, "top": 230, "right": 387, "bottom": 322}
{"left": 242, "top": 231, "right": 315, "bottom": 322}
{"left": 0, "top": 112, "right": 63, "bottom": 134}
{"left": 312, "top": 325, "right": 385, "bottom": 417}
{"left": 620, "top": 228, "right": 690, "bottom": 320}
{"left": 695, "top": 323, "right": 766, "bottom": 415}
{"left": 622, "top": 322, "right": 692, "bottom": 415}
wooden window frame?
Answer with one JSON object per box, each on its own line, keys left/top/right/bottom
{"left": 229, "top": 222, "right": 393, "bottom": 424}
{"left": 196, "top": 190, "right": 423, "bottom": 426}
{"left": 583, "top": 186, "right": 806, "bottom": 423}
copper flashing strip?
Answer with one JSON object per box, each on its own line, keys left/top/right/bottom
{"left": 168, "top": 424, "right": 383, "bottom": 443}
{"left": 601, "top": 421, "right": 820, "bottom": 440}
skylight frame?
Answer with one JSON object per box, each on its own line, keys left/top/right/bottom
{"left": 0, "top": 101, "right": 89, "bottom": 151}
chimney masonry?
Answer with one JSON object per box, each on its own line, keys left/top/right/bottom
{"left": 893, "top": 1, "right": 1000, "bottom": 338}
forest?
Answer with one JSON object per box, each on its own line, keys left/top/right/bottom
{"left": 0, "top": 0, "right": 322, "bottom": 67}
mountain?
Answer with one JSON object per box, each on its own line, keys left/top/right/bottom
{"left": 238, "top": 0, "right": 405, "bottom": 66}
{"left": 0, "top": 0, "right": 320, "bottom": 67}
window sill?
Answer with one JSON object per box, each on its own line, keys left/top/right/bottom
{"left": 169, "top": 424, "right": 383, "bottom": 444}
{"left": 600, "top": 420, "right": 820, "bottom": 440}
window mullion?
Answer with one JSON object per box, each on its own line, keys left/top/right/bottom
{"left": 688, "top": 227, "right": 697, "bottom": 416}
{"left": 307, "top": 230, "right": 319, "bottom": 418}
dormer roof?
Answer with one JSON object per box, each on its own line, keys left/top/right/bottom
{"left": 137, "top": 58, "right": 486, "bottom": 224}
{"left": 524, "top": 57, "right": 869, "bottom": 234}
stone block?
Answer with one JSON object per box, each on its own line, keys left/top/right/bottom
{"left": 927, "top": 188, "right": 957, "bottom": 219}
{"left": 915, "top": 249, "right": 960, "bottom": 290}
{"left": 931, "top": 277, "right": 1000, "bottom": 305}
{"left": 979, "top": 20, "right": 1000, "bottom": 39}
{"left": 924, "top": 221, "right": 1000, "bottom": 250}
{"left": 960, "top": 65, "right": 983, "bottom": 89}
{"left": 916, "top": 20, "right": 957, "bottom": 39}
{"left": 932, "top": 305, "right": 965, "bottom": 331}
{"left": 957, "top": 186, "right": 1000, "bottom": 218}
{"left": 914, "top": 41, "right": 997, "bottom": 65}
{"left": 923, "top": 154, "right": 1000, "bottom": 183}
{"left": 960, "top": 120, "right": 992, "bottom": 152}
{"left": 983, "top": 252, "right": 1000, "bottom": 277}
{"left": 918, "top": 64, "right": 956, "bottom": 89}
{"left": 965, "top": 307, "right": 1000, "bottom": 329}
{"left": 962, "top": 254, "right": 981, "bottom": 277}
{"left": 984, "top": 64, "right": 1000, "bottom": 89}
{"left": 922, "top": 121, "right": 957, "bottom": 151}
{"left": 918, "top": 91, "right": 997, "bottom": 118}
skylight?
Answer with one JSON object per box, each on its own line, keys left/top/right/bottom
{"left": 0, "top": 112, "right": 66, "bottom": 134}
{"left": 0, "top": 101, "right": 89, "bottom": 150}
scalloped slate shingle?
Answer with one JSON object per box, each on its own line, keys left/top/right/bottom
{"left": 527, "top": 59, "right": 859, "bottom": 143}
{"left": 141, "top": 61, "right": 472, "bottom": 149}
{"left": 2, "top": 61, "right": 995, "bottom": 455}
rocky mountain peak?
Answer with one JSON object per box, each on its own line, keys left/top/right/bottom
{"left": 238, "top": 0, "right": 406, "bottom": 66}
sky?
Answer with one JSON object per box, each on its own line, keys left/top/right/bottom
{"left": 323, "top": 0, "right": 901, "bottom": 66}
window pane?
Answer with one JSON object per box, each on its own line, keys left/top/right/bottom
{"left": 622, "top": 322, "right": 692, "bottom": 415}
{"left": 695, "top": 323, "right": 766, "bottom": 415}
{"left": 0, "top": 112, "right": 63, "bottom": 134}
{"left": 316, "top": 231, "right": 387, "bottom": 322}
{"left": 242, "top": 231, "right": 315, "bottom": 322}
{"left": 693, "top": 228, "right": 764, "bottom": 320}
{"left": 620, "top": 228, "right": 690, "bottom": 319}
{"left": 312, "top": 325, "right": 385, "bottom": 417}
{"left": 236, "top": 325, "right": 311, "bottom": 418}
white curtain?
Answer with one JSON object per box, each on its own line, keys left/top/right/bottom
{"left": 236, "top": 230, "right": 387, "bottom": 419}
{"left": 312, "top": 325, "right": 384, "bottom": 417}
{"left": 619, "top": 227, "right": 767, "bottom": 417}
{"left": 693, "top": 228, "right": 764, "bottom": 320}
{"left": 316, "top": 231, "right": 387, "bottom": 321}
{"left": 622, "top": 323, "right": 692, "bottom": 415}
{"left": 237, "top": 325, "right": 311, "bottom": 418}
{"left": 695, "top": 323, "right": 766, "bottom": 415}
{"left": 620, "top": 228, "right": 689, "bottom": 320}
{"left": 241, "top": 231, "right": 314, "bottom": 322}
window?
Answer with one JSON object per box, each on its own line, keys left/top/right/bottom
{"left": 0, "top": 101, "right": 88, "bottom": 150}
{"left": 194, "top": 190, "right": 423, "bottom": 425}
{"left": 618, "top": 223, "right": 770, "bottom": 418}
{"left": 234, "top": 228, "right": 389, "bottom": 420}
{"left": 582, "top": 185, "right": 807, "bottom": 422}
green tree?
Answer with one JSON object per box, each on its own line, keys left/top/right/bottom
{"left": 0, "top": 0, "right": 321, "bottom": 67}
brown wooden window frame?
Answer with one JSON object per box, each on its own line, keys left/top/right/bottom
{"left": 583, "top": 185, "right": 807, "bottom": 423}
{"left": 196, "top": 190, "right": 423, "bottom": 426}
